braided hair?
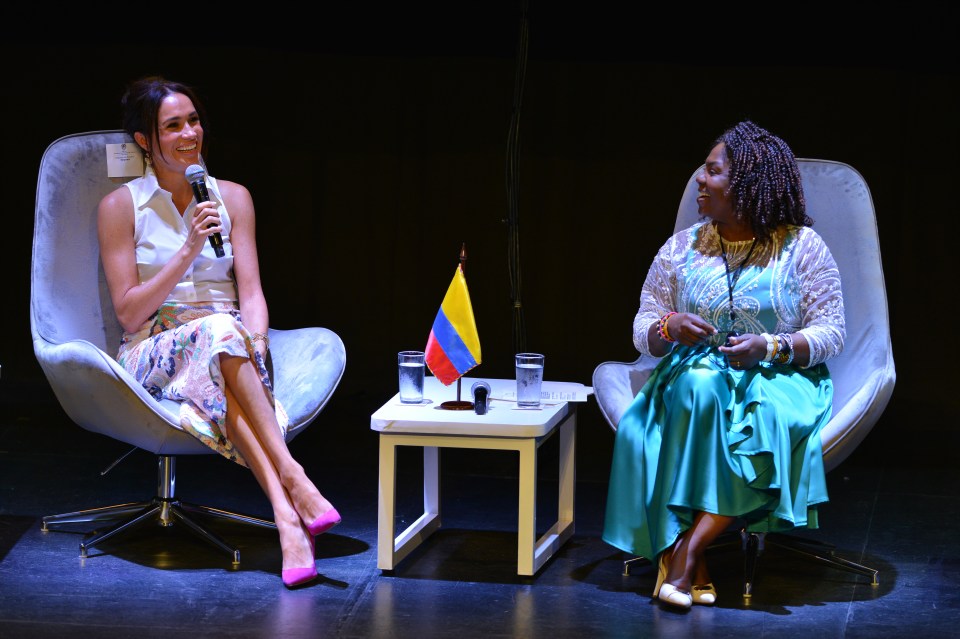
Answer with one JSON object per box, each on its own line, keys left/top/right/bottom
{"left": 714, "top": 121, "right": 812, "bottom": 240}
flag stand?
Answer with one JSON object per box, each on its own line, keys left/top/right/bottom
{"left": 440, "top": 243, "right": 476, "bottom": 411}
{"left": 440, "top": 377, "right": 473, "bottom": 411}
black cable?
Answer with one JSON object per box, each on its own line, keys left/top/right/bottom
{"left": 506, "top": 0, "right": 529, "bottom": 355}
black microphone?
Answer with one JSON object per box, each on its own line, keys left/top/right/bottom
{"left": 471, "top": 381, "right": 491, "bottom": 415}
{"left": 185, "top": 164, "right": 224, "bottom": 257}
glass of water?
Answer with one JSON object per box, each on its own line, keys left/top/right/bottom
{"left": 398, "top": 351, "right": 426, "bottom": 404}
{"left": 515, "top": 353, "right": 544, "bottom": 407}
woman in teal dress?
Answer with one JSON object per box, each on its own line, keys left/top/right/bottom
{"left": 602, "top": 121, "right": 845, "bottom": 609}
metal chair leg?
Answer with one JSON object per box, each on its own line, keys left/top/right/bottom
{"left": 179, "top": 501, "right": 276, "bottom": 529}
{"left": 765, "top": 533, "right": 879, "bottom": 586}
{"left": 42, "top": 501, "right": 155, "bottom": 529}
{"left": 737, "top": 529, "right": 879, "bottom": 599}
{"left": 622, "top": 556, "right": 649, "bottom": 576}
{"left": 41, "top": 455, "right": 276, "bottom": 565}
{"left": 77, "top": 503, "right": 164, "bottom": 558}
{"left": 741, "top": 530, "right": 764, "bottom": 599}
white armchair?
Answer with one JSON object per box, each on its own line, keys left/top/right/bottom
{"left": 593, "top": 159, "right": 896, "bottom": 597}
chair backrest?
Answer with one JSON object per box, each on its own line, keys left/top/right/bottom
{"left": 31, "top": 130, "right": 135, "bottom": 354}
{"left": 675, "top": 159, "right": 896, "bottom": 469}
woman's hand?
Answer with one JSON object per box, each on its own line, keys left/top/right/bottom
{"left": 666, "top": 312, "right": 718, "bottom": 347}
{"left": 718, "top": 333, "right": 764, "bottom": 370}
{"left": 186, "top": 200, "right": 222, "bottom": 256}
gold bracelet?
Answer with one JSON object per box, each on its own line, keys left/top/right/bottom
{"left": 250, "top": 332, "right": 270, "bottom": 349}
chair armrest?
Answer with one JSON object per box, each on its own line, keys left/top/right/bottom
{"left": 821, "top": 363, "right": 896, "bottom": 472}
{"left": 592, "top": 356, "right": 661, "bottom": 430}
{"left": 268, "top": 327, "right": 347, "bottom": 440}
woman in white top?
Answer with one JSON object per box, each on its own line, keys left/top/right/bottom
{"left": 98, "top": 76, "right": 338, "bottom": 589}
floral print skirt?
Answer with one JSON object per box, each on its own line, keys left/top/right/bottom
{"left": 117, "top": 302, "right": 289, "bottom": 467}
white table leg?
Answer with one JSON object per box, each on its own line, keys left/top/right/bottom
{"left": 558, "top": 416, "right": 576, "bottom": 528}
{"left": 517, "top": 439, "right": 537, "bottom": 576}
{"left": 423, "top": 445, "right": 440, "bottom": 519}
{"left": 379, "top": 439, "right": 443, "bottom": 571}
{"left": 377, "top": 435, "right": 398, "bottom": 570}
{"left": 527, "top": 412, "right": 577, "bottom": 576}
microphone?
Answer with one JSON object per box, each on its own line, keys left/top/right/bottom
{"left": 185, "top": 164, "right": 224, "bottom": 257}
{"left": 471, "top": 381, "right": 491, "bottom": 415}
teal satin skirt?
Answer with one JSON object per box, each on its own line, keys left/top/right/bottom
{"left": 602, "top": 344, "right": 832, "bottom": 560}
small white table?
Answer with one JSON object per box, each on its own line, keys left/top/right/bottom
{"left": 371, "top": 376, "right": 587, "bottom": 576}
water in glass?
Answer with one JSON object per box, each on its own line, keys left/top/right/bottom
{"left": 515, "top": 353, "right": 544, "bottom": 407}
{"left": 398, "top": 351, "right": 425, "bottom": 404}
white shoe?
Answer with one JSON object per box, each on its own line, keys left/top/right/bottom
{"left": 692, "top": 583, "right": 717, "bottom": 605}
{"left": 658, "top": 583, "right": 693, "bottom": 609}
{"left": 652, "top": 551, "right": 693, "bottom": 609}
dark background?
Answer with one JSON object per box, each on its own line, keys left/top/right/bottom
{"left": 3, "top": 5, "right": 957, "bottom": 469}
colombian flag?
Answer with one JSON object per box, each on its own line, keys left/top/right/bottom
{"left": 425, "top": 264, "right": 481, "bottom": 385}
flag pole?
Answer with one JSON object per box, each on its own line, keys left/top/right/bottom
{"left": 440, "top": 243, "right": 475, "bottom": 411}
{"left": 456, "top": 244, "right": 466, "bottom": 402}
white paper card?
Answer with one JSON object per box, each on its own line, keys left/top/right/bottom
{"left": 106, "top": 143, "right": 144, "bottom": 178}
{"left": 539, "top": 381, "right": 593, "bottom": 402}
{"left": 494, "top": 381, "right": 593, "bottom": 403}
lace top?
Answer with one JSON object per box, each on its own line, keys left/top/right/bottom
{"left": 633, "top": 221, "right": 845, "bottom": 368}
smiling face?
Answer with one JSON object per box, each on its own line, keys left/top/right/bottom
{"left": 135, "top": 92, "right": 203, "bottom": 176}
{"left": 695, "top": 143, "right": 736, "bottom": 224}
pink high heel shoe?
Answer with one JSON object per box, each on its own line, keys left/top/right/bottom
{"left": 306, "top": 507, "right": 342, "bottom": 537}
{"left": 282, "top": 534, "right": 317, "bottom": 589}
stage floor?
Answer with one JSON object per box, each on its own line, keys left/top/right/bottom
{"left": 1, "top": 380, "right": 957, "bottom": 638}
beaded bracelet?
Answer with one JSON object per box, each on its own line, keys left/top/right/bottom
{"left": 774, "top": 333, "right": 794, "bottom": 365}
{"left": 250, "top": 332, "right": 270, "bottom": 349}
{"left": 658, "top": 312, "right": 678, "bottom": 343}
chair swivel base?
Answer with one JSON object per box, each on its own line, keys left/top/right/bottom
{"left": 741, "top": 530, "right": 880, "bottom": 598}
{"left": 41, "top": 455, "right": 276, "bottom": 565}
{"left": 42, "top": 497, "right": 277, "bottom": 564}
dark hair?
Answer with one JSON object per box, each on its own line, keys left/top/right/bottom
{"left": 714, "top": 120, "right": 812, "bottom": 240}
{"left": 121, "top": 76, "right": 209, "bottom": 163}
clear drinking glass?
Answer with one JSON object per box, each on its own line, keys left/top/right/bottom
{"left": 515, "top": 353, "right": 545, "bottom": 407}
{"left": 398, "top": 351, "right": 426, "bottom": 404}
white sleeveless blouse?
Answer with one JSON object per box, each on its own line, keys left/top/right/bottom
{"left": 125, "top": 166, "right": 237, "bottom": 303}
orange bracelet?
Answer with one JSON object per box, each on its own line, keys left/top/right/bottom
{"left": 658, "top": 312, "right": 678, "bottom": 343}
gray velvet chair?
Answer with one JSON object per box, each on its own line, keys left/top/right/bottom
{"left": 31, "top": 130, "right": 347, "bottom": 564}
{"left": 593, "top": 158, "right": 896, "bottom": 598}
